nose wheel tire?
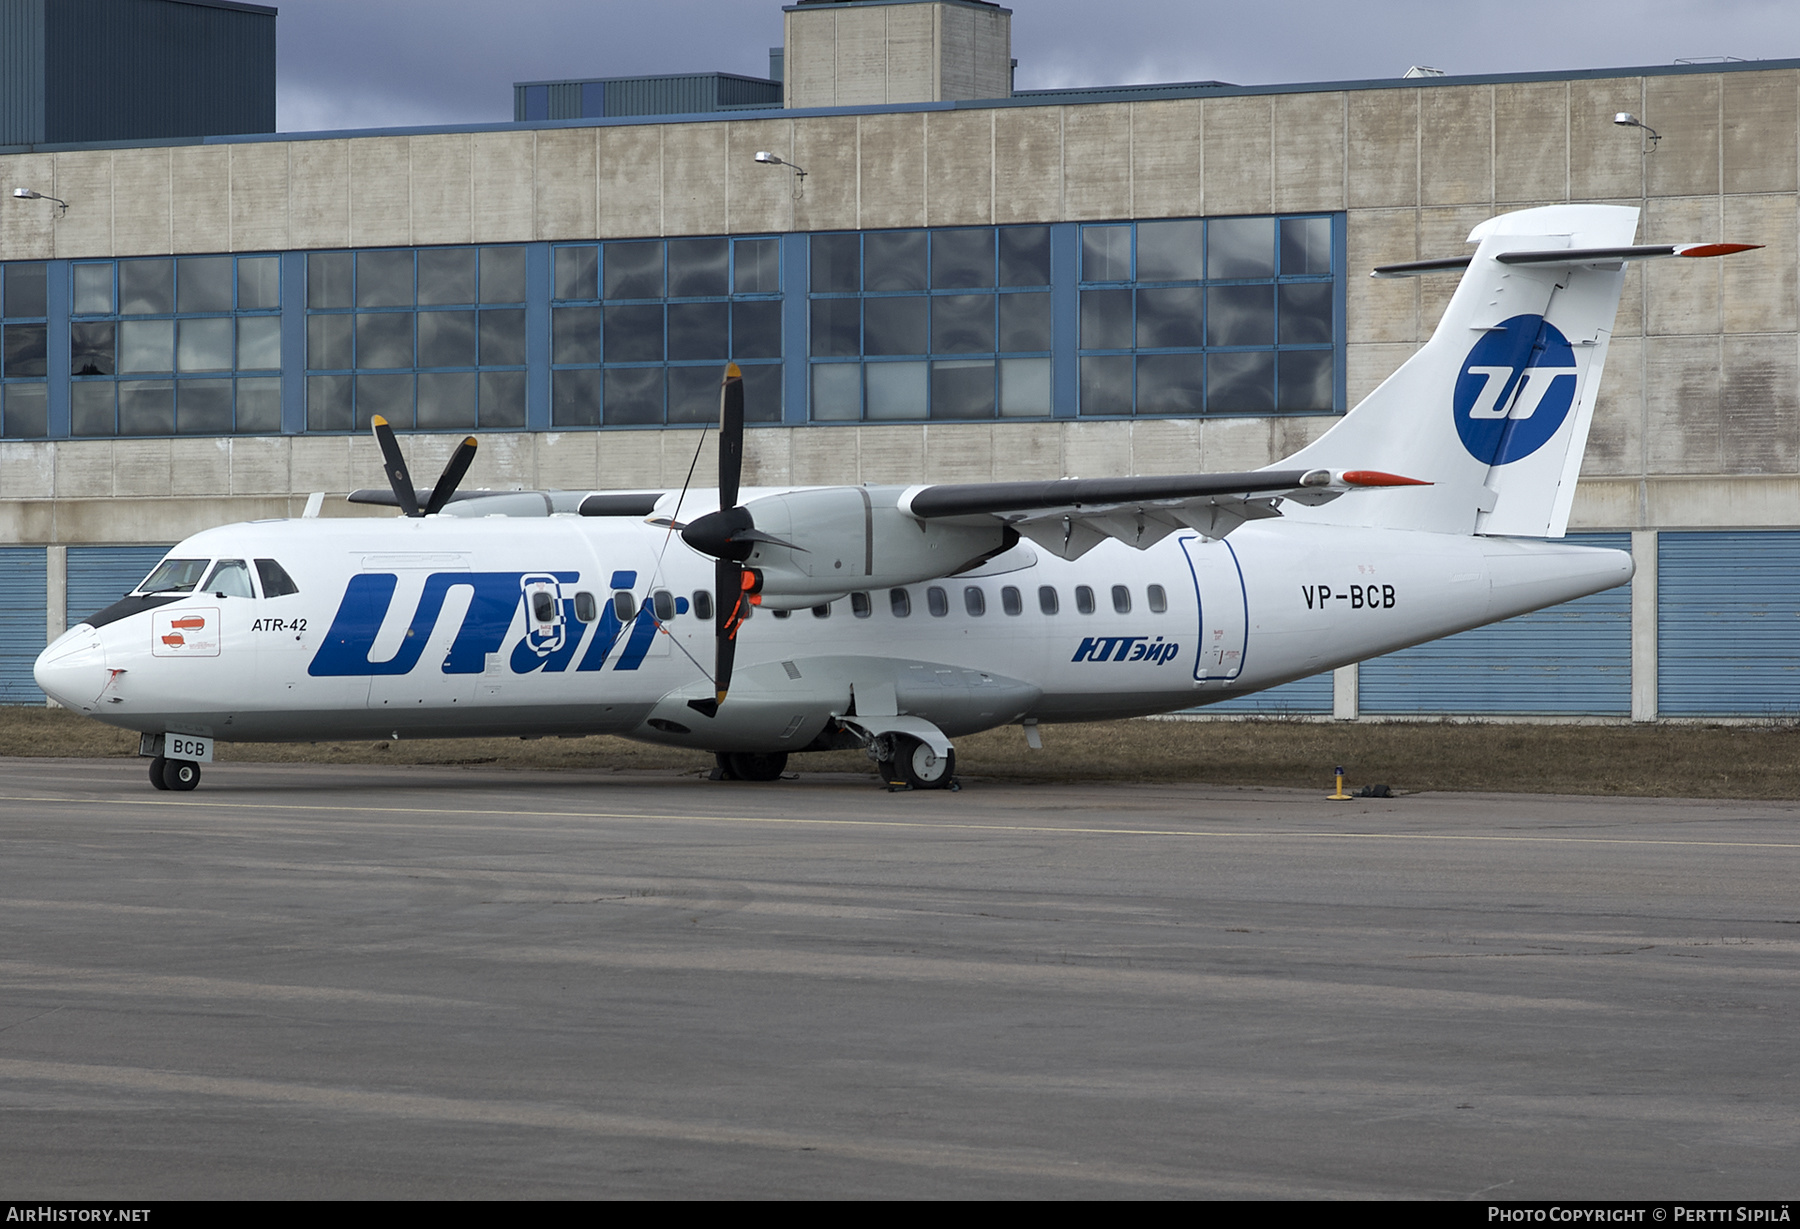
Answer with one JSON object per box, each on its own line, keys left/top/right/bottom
{"left": 148, "top": 756, "right": 170, "bottom": 790}
{"left": 878, "top": 737, "right": 955, "bottom": 790}
{"left": 160, "top": 759, "right": 201, "bottom": 792}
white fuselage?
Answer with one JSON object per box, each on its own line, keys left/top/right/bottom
{"left": 34, "top": 510, "right": 1631, "bottom": 755}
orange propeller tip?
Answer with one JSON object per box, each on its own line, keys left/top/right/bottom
{"left": 725, "top": 362, "right": 743, "bottom": 379}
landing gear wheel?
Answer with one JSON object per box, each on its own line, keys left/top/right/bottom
{"left": 726, "top": 751, "right": 788, "bottom": 782}
{"left": 893, "top": 737, "right": 955, "bottom": 790}
{"left": 148, "top": 756, "right": 170, "bottom": 790}
{"left": 161, "top": 759, "right": 200, "bottom": 792}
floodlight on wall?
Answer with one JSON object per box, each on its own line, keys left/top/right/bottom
{"left": 1613, "top": 112, "right": 1661, "bottom": 151}
{"left": 754, "top": 150, "right": 807, "bottom": 199}
{"left": 12, "top": 187, "right": 67, "bottom": 214}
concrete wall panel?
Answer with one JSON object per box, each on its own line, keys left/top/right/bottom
{"left": 857, "top": 113, "right": 926, "bottom": 230}
{"left": 1062, "top": 104, "right": 1132, "bottom": 222}
{"left": 662, "top": 122, "right": 729, "bottom": 237}
{"left": 1128, "top": 418, "right": 1201, "bottom": 475}
{"left": 409, "top": 134, "right": 473, "bottom": 247}
{"left": 742, "top": 422, "right": 793, "bottom": 485}
{"left": 348, "top": 137, "right": 410, "bottom": 248}
{"left": 533, "top": 129, "right": 598, "bottom": 242}
{"left": 0, "top": 441, "right": 54, "bottom": 500}
{"left": 1568, "top": 79, "right": 1643, "bottom": 201}
{"left": 289, "top": 140, "right": 350, "bottom": 251}
{"left": 924, "top": 109, "right": 994, "bottom": 226}
{"left": 727, "top": 119, "right": 797, "bottom": 235}
{"left": 1494, "top": 81, "right": 1568, "bottom": 204}
{"left": 1418, "top": 205, "right": 1492, "bottom": 331}
{"left": 1346, "top": 342, "right": 1418, "bottom": 408}
{"left": 1643, "top": 476, "right": 1800, "bottom": 529}
{"left": 1271, "top": 92, "right": 1344, "bottom": 213}
{"left": 1003, "top": 420, "right": 1062, "bottom": 479}
{"left": 169, "top": 437, "right": 230, "bottom": 498}
{"left": 783, "top": 8, "right": 836, "bottom": 109}
{"left": 853, "top": 424, "right": 925, "bottom": 484}
{"left": 1201, "top": 96, "right": 1272, "bottom": 216}
{"left": 882, "top": 3, "right": 935, "bottom": 103}
{"left": 1063, "top": 420, "right": 1129, "bottom": 476}
{"left": 922, "top": 423, "right": 994, "bottom": 481}
{"left": 597, "top": 124, "right": 663, "bottom": 240}
{"left": 832, "top": 10, "right": 887, "bottom": 107}
{"left": 533, "top": 432, "right": 600, "bottom": 490}
{"left": 1421, "top": 85, "right": 1493, "bottom": 207}
{"left": 111, "top": 438, "right": 171, "bottom": 497}
{"left": 1196, "top": 416, "right": 1276, "bottom": 472}
{"left": 790, "top": 424, "right": 858, "bottom": 484}
{"left": 111, "top": 148, "right": 170, "bottom": 255}
{"left": 471, "top": 132, "right": 536, "bottom": 244}
{"left": 1584, "top": 333, "right": 1642, "bottom": 478}
{"left": 170, "top": 145, "right": 230, "bottom": 254}
{"left": 227, "top": 436, "right": 288, "bottom": 497}
{"left": 0, "top": 153, "right": 55, "bottom": 261}
{"left": 287, "top": 436, "right": 354, "bottom": 496}
{"left": 1644, "top": 196, "right": 1722, "bottom": 337}
{"left": 1721, "top": 194, "right": 1798, "bottom": 334}
{"left": 1645, "top": 73, "right": 1721, "bottom": 200}
{"left": 993, "top": 106, "right": 1062, "bottom": 224}
{"left": 229, "top": 141, "right": 289, "bottom": 252}
{"left": 53, "top": 442, "right": 113, "bottom": 499}
{"left": 792, "top": 115, "right": 860, "bottom": 233}
{"left": 1721, "top": 333, "right": 1800, "bottom": 474}
{"left": 1722, "top": 71, "right": 1798, "bottom": 196}
{"left": 1645, "top": 335, "right": 1722, "bottom": 474}
{"left": 1130, "top": 100, "right": 1202, "bottom": 219}
{"left": 1347, "top": 90, "right": 1417, "bottom": 209}
{"left": 1346, "top": 209, "right": 1419, "bottom": 344}
{"left": 51, "top": 151, "right": 114, "bottom": 258}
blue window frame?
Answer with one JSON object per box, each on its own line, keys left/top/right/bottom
{"left": 1, "top": 262, "right": 49, "bottom": 438}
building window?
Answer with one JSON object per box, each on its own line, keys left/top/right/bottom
{"left": 67, "top": 256, "right": 283, "bottom": 436}
{"left": 550, "top": 237, "right": 783, "bottom": 428}
{"left": 304, "top": 246, "right": 527, "bottom": 433}
{"left": 0, "top": 263, "right": 48, "bottom": 438}
{"left": 808, "top": 225, "right": 1052, "bottom": 421}
{"left": 1077, "top": 214, "right": 1337, "bottom": 416}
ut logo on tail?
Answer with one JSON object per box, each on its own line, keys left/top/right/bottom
{"left": 1453, "top": 313, "right": 1578, "bottom": 465}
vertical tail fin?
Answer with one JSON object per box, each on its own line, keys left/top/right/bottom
{"left": 1281, "top": 204, "right": 1639, "bottom": 537}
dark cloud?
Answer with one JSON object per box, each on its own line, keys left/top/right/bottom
{"left": 274, "top": 0, "right": 1799, "bottom": 132}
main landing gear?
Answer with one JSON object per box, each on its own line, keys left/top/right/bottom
{"left": 712, "top": 751, "right": 789, "bottom": 782}
{"left": 871, "top": 734, "right": 957, "bottom": 791}
{"left": 148, "top": 756, "right": 201, "bottom": 792}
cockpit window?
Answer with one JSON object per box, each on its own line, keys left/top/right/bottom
{"left": 201, "top": 559, "right": 255, "bottom": 598}
{"left": 136, "top": 558, "right": 209, "bottom": 595}
{"left": 255, "top": 559, "right": 299, "bottom": 598}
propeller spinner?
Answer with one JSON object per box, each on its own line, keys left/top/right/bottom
{"left": 370, "top": 415, "right": 479, "bottom": 517}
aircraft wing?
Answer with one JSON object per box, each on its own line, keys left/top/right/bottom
{"left": 896, "top": 467, "right": 1425, "bottom": 560}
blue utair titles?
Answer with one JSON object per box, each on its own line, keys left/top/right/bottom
{"left": 308, "top": 570, "right": 671, "bottom": 678}
{"left": 1071, "top": 635, "right": 1180, "bottom": 665}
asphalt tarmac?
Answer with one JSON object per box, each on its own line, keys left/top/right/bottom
{"left": 1, "top": 757, "right": 1795, "bottom": 1199}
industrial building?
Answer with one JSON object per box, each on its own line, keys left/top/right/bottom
{"left": 1, "top": 0, "right": 1796, "bottom": 719}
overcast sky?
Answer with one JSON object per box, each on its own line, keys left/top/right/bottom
{"left": 274, "top": 0, "right": 1800, "bottom": 133}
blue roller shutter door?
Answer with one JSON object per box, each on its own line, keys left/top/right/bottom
{"left": 1658, "top": 531, "right": 1800, "bottom": 717}
{"left": 1360, "top": 533, "right": 1632, "bottom": 716}
{"left": 66, "top": 546, "right": 174, "bottom": 628}
{"left": 0, "top": 548, "right": 48, "bottom": 704}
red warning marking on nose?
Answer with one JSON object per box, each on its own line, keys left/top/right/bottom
{"left": 170, "top": 616, "right": 206, "bottom": 630}
{"left": 161, "top": 632, "right": 186, "bottom": 647}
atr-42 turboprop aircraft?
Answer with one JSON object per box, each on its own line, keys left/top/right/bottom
{"left": 35, "top": 205, "right": 1755, "bottom": 791}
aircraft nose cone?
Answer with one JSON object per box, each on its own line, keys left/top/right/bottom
{"left": 35, "top": 626, "right": 107, "bottom": 711}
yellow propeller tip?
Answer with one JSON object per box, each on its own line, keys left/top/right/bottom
{"left": 371, "top": 415, "right": 389, "bottom": 427}
{"left": 725, "top": 362, "right": 742, "bottom": 379}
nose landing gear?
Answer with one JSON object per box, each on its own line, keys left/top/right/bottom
{"left": 148, "top": 756, "right": 201, "bottom": 791}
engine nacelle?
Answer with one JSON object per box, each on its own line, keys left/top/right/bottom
{"left": 735, "top": 485, "right": 1011, "bottom": 603}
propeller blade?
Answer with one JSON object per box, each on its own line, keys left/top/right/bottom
{"left": 423, "top": 436, "right": 479, "bottom": 515}
{"left": 690, "top": 559, "right": 751, "bottom": 718}
{"left": 370, "top": 415, "right": 420, "bottom": 518}
{"left": 719, "top": 363, "right": 744, "bottom": 512}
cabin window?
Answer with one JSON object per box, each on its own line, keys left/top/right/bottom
{"left": 1148, "top": 584, "right": 1167, "bottom": 613}
{"left": 1112, "top": 584, "right": 1132, "bottom": 614}
{"left": 773, "top": 608, "right": 791, "bottom": 619}
{"left": 851, "top": 592, "right": 872, "bottom": 618}
{"left": 611, "top": 591, "right": 637, "bottom": 620}
{"left": 1075, "top": 585, "right": 1095, "bottom": 615}
{"left": 1038, "top": 585, "right": 1058, "bottom": 615}
{"left": 202, "top": 559, "right": 254, "bottom": 598}
{"left": 927, "top": 586, "right": 949, "bottom": 617}
{"left": 964, "top": 586, "right": 986, "bottom": 616}
{"left": 254, "top": 558, "right": 299, "bottom": 598}
{"left": 1001, "top": 586, "right": 1022, "bottom": 616}
{"left": 137, "top": 558, "right": 208, "bottom": 595}
{"left": 692, "top": 590, "right": 713, "bottom": 621}
{"left": 652, "top": 589, "right": 675, "bottom": 621}
{"left": 812, "top": 603, "right": 831, "bottom": 618}
{"left": 890, "top": 588, "right": 911, "bottom": 617}
{"left": 531, "top": 590, "right": 556, "bottom": 622}
{"left": 574, "top": 591, "right": 597, "bottom": 622}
